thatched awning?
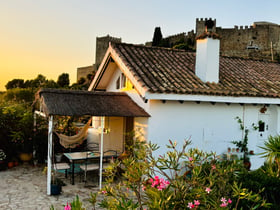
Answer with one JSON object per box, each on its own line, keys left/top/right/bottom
{"left": 38, "top": 88, "right": 150, "bottom": 117}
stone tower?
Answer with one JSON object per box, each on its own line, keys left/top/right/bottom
{"left": 196, "top": 18, "right": 216, "bottom": 36}
{"left": 77, "top": 35, "right": 121, "bottom": 83}
{"left": 95, "top": 35, "right": 121, "bottom": 70}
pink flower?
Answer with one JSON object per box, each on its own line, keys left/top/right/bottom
{"left": 150, "top": 176, "right": 170, "bottom": 190}
{"left": 228, "top": 198, "right": 232, "bottom": 204}
{"left": 211, "top": 165, "right": 216, "bottom": 170}
{"left": 102, "top": 190, "right": 107, "bottom": 194}
{"left": 64, "top": 203, "right": 71, "bottom": 210}
{"left": 220, "top": 202, "right": 228, "bottom": 207}
{"left": 205, "top": 187, "right": 212, "bottom": 194}
{"left": 194, "top": 200, "right": 200, "bottom": 206}
{"left": 188, "top": 157, "right": 193, "bottom": 161}
{"left": 221, "top": 197, "right": 227, "bottom": 203}
{"left": 187, "top": 202, "right": 195, "bottom": 209}
{"left": 142, "top": 185, "right": 146, "bottom": 191}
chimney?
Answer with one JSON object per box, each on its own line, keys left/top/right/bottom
{"left": 195, "top": 19, "right": 220, "bottom": 83}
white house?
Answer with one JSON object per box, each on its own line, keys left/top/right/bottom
{"left": 88, "top": 28, "right": 280, "bottom": 170}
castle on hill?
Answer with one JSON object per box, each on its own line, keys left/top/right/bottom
{"left": 77, "top": 18, "right": 280, "bottom": 82}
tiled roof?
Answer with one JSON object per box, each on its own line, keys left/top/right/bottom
{"left": 111, "top": 42, "right": 280, "bottom": 98}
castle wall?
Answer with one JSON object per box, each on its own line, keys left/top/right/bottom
{"left": 77, "top": 35, "right": 121, "bottom": 82}
{"left": 95, "top": 35, "right": 121, "bottom": 69}
{"left": 196, "top": 18, "right": 280, "bottom": 61}
{"left": 77, "top": 65, "right": 94, "bottom": 82}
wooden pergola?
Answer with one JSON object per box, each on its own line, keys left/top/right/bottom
{"left": 35, "top": 88, "right": 150, "bottom": 195}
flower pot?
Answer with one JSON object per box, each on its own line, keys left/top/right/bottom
{"left": 51, "top": 184, "right": 62, "bottom": 195}
{"left": 19, "top": 153, "right": 33, "bottom": 162}
{"left": 244, "top": 161, "right": 251, "bottom": 170}
{"left": 7, "top": 162, "right": 14, "bottom": 168}
{"left": 55, "top": 153, "right": 63, "bottom": 162}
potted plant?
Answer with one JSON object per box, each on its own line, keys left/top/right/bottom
{"left": 10, "top": 111, "right": 34, "bottom": 162}
{"left": 51, "top": 177, "right": 66, "bottom": 195}
{"left": 0, "top": 149, "right": 7, "bottom": 170}
{"left": 232, "top": 117, "right": 253, "bottom": 170}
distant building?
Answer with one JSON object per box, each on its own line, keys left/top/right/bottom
{"left": 196, "top": 18, "right": 280, "bottom": 61}
{"left": 77, "top": 35, "right": 121, "bottom": 83}
{"left": 77, "top": 65, "right": 94, "bottom": 83}
{"left": 147, "top": 18, "right": 280, "bottom": 61}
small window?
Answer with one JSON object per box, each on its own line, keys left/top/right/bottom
{"left": 259, "top": 121, "right": 265, "bottom": 132}
{"left": 121, "top": 73, "right": 126, "bottom": 88}
{"left": 116, "top": 77, "right": 120, "bottom": 89}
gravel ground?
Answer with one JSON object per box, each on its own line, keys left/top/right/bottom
{"left": 0, "top": 163, "right": 104, "bottom": 210}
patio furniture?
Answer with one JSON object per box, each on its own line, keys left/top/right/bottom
{"left": 79, "top": 151, "right": 100, "bottom": 185}
{"left": 64, "top": 151, "right": 118, "bottom": 185}
{"left": 53, "top": 162, "right": 70, "bottom": 178}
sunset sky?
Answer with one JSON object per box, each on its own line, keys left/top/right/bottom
{"left": 1, "top": 0, "right": 280, "bottom": 91}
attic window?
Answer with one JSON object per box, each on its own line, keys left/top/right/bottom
{"left": 121, "top": 73, "right": 126, "bottom": 88}
{"left": 115, "top": 73, "right": 134, "bottom": 91}
{"left": 116, "top": 77, "right": 120, "bottom": 89}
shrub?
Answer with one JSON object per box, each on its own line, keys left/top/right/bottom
{"left": 99, "top": 139, "right": 270, "bottom": 209}
{"left": 238, "top": 166, "right": 280, "bottom": 209}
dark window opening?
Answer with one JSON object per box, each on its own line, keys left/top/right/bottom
{"left": 259, "top": 121, "right": 265, "bottom": 132}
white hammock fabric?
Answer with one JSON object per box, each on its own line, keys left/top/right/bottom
{"left": 55, "top": 119, "right": 92, "bottom": 148}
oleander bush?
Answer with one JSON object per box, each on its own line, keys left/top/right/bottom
{"left": 98, "top": 140, "right": 270, "bottom": 209}
{"left": 59, "top": 139, "right": 274, "bottom": 210}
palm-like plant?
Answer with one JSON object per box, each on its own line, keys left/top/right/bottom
{"left": 259, "top": 135, "right": 280, "bottom": 177}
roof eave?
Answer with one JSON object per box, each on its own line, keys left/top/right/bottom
{"left": 145, "top": 92, "right": 280, "bottom": 104}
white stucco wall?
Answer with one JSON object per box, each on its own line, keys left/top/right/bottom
{"left": 87, "top": 116, "right": 124, "bottom": 153}
{"left": 96, "top": 62, "right": 280, "bottom": 170}
{"left": 146, "top": 100, "right": 278, "bottom": 170}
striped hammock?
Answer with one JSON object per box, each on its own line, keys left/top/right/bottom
{"left": 55, "top": 119, "right": 92, "bottom": 148}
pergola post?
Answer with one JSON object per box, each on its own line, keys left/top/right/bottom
{"left": 47, "top": 115, "right": 54, "bottom": 195}
{"left": 99, "top": 116, "right": 105, "bottom": 190}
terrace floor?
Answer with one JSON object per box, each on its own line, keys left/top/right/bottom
{"left": 0, "top": 163, "right": 104, "bottom": 210}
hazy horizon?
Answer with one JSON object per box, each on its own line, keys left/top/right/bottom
{"left": 1, "top": 0, "right": 280, "bottom": 91}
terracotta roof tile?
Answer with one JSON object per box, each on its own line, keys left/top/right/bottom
{"left": 111, "top": 42, "right": 280, "bottom": 98}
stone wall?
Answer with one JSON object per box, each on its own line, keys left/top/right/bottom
{"left": 95, "top": 35, "right": 121, "bottom": 69}
{"left": 195, "top": 18, "right": 280, "bottom": 61}
{"left": 77, "top": 35, "right": 121, "bottom": 82}
{"left": 77, "top": 65, "right": 94, "bottom": 82}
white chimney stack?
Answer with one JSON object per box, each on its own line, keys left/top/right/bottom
{"left": 195, "top": 19, "right": 220, "bottom": 83}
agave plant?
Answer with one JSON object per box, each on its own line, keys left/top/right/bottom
{"left": 259, "top": 135, "right": 280, "bottom": 177}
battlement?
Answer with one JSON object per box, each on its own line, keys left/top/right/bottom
{"left": 96, "top": 34, "right": 121, "bottom": 43}
{"left": 196, "top": 18, "right": 216, "bottom": 22}
{"left": 196, "top": 18, "right": 216, "bottom": 35}
{"left": 165, "top": 32, "right": 186, "bottom": 40}
{"left": 232, "top": 25, "right": 254, "bottom": 30}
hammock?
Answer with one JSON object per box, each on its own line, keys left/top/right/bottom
{"left": 55, "top": 119, "right": 92, "bottom": 149}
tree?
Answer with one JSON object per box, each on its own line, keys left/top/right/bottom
{"left": 77, "top": 77, "right": 86, "bottom": 85}
{"left": 57, "top": 73, "right": 70, "bottom": 88}
{"left": 30, "top": 74, "right": 47, "bottom": 88}
{"left": 5, "top": 79, "right": 25, "bottom": 90}
{"left": 152, "top": 27, "right": 163, "bottom": 47}
{"left": 44, "top": 80, "right": 59, "bottom": 88}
